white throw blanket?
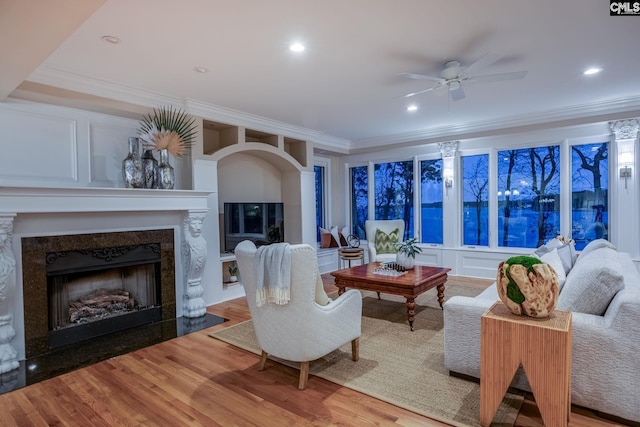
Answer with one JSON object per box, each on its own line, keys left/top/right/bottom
{"left": 254, "top": 242, "right": 291, "bottom": 306}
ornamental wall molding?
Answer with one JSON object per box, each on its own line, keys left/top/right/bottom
{"left": 438, "top": 141, "right": 459, "bottom": 158}
{"left": 610, "top": 119, "right": 640, "bottom": 141}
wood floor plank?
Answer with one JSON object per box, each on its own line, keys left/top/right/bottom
{"left": 0, "top": 275, "right": 633, "bottom": 426}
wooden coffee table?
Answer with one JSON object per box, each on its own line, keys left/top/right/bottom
{"left": 331, "top": 263, "right": 451, "bottom": 331}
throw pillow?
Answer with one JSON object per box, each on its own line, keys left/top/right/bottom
{"left": 534, "top": 239, "right": 576, "bottom": 274}
{"left": 319, "top": 227, "right": 338, "bottom": 248}
{"left": 557, "top": 247, "right": 624, "bottom": 315}
{"left": 533, "top": 248, "right": 567, "bottom": 291}
{"left": 375, "top": 228, "right": 400, "bottom": 254}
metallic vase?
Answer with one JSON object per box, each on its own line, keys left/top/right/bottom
{"left": 122, "top": 137, "right": 144, "bottom": 188}
{"left": 157, "top": 149, "right": 175, "bottom": 189}
{"left": 141, "top": 149, "right": 158, "bottom": 189}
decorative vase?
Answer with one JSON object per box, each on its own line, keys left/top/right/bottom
{"left": 496, "top": 255, "right": 559, "bottom": 318}
{"left": 141, "top": 149, "right": 158, "bottom": 189}
{"left": 229, "top": 275, "right": 238, "bottom": 283}
{"left": 122, "top": 137, "right": 144, "bottom": 188}
{"left": 396, "top": 251, "right": 415, "bottom": 269}
{"left": 157, "top": 149, "right": 175, "bottom": 189}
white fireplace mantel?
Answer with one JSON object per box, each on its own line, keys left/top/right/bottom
{"left": 0, "top": 187, "right": 212, "bottom": 214}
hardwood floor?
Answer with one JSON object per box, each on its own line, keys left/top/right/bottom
{"left": 0, "top": 275, "right": 634, "bottom": 426}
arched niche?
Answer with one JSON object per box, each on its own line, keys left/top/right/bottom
{"left": 216, "top": 146, "right": 306, "bottom": 246}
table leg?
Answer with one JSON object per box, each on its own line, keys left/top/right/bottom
{"left": 437, "top": 283, "right": 445, "bottom": 308}
{"left": 338, "top": 286, "right": 345, "bottom": 296}
{"left": 406, "top": 297, "right": 416, "bottom": 331}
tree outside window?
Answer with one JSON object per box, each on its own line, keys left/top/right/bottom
{"left": 498, "top": 145, "right": 560, "bottom": 248}
{"left": 374, "top": 160, "right": 414, "bottom": 240}
{"left": 420, "top": 159, "right": 443, "bottom": 244}
{"left": 350, "top": 166, "right": 368, "bottom": 239}
{"left": 571, "top": 142, "right": 608, "bottom": 250}
{"left": 462, "top": 154, "right": 489, "bottom": 246}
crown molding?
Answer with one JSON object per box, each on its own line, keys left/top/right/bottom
{"left": 28, "top": 65, "right": 183, "bottom": 108}
{"left": 26, "top": 64, "right": 640, "bottom": 154}
{"left": 350, "top": 96, "right": 640, "bottom": 151}
{"left": 27, "top": 65, "right": 351, "bottom": 150}
{"left": 184, "top": 98, "right": 350, "bottom": 149}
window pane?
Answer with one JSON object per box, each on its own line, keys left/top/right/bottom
{"left": 314, "top": 165, "right": 324, "bottom": 242}
{"left": 498, "top": 146, "right": 560, "bottom": 248}
{"left": 350, "top": 166, "right": 368, "bottom": 239}
{"left": 374, "top": 160, "right": 414, "bottom": 240}
{"left": 420, "top": 159, "right": 443, "bottom": 244}
{"left": 571, "top": 142, "right": 608, "bottom": 250}
{"left": 462, "top": 154, "right": 489, "bottom": 246}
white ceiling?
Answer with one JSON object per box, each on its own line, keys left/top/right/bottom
{"left": 6, "top": 0, "right": 640, "bottom": 150}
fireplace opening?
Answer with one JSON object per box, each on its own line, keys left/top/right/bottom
{"left": 46, "top": 243, "right": 163, "bottom": 349}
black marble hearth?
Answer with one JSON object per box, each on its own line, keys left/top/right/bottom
{"left": 0, "top": 313, "right": 225, "bottom": 394}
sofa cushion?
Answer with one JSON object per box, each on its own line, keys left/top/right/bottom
{"left": 375, "top": 228, "right": 400, "bottom": 254}
{"left": 534, "top": 248, "right": 567, "bottom": 290}
{"left": 557, "top": 247, "right": 624, "bottom": 315}
{"left": 579, "top": 238, "right": 616, "bottom": 258}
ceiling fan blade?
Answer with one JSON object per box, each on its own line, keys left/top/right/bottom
{"left": 464, "top": 70, "right": 528, "bottom": 84}
{"left": 399, "top": 85, "right": 440, "bottom": 99}
{"left": 398, "top": 72, "right": 445, "bottom": 83}
{"left": 450, "top": 86, "right": 466, "bottom": 102}
{"left": 458, "top": 52, "right": 503, "bottom": 78}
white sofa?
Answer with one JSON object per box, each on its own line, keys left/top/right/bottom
{"left": 443, "top": 239, "right": 640, "bottom": 423}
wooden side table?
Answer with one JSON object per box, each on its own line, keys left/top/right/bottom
{"left": 337, "top": 247, "right": 364, "bottom": 269}
{"left": 480, "top": 302, "right": 572, "bottom": 427}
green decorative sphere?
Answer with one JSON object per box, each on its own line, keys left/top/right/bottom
{"left": 496, "top": 255, "right": 559, "bottom": 318}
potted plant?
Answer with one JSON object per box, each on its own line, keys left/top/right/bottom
{"left": 137, "top": 105, "right": 197, "bottom": 189}
{"left": 395, "top": 237, "right": 422, "bottom": 269}
{"left": 228, "top": 264, "right": 238, "bottom": 282}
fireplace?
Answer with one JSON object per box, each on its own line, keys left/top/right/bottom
{"left": 22, "top": 229, "right": 176, "bottom": 359}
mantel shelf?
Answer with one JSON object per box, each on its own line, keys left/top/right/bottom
{"left": 0, "top": 186, "right": 211, "bottom": 214}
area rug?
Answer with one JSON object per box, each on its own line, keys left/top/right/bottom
{"left": 209, "top": 284, "right": 525, "bottom": 427}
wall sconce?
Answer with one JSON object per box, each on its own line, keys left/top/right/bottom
{"left": 618, "top": 141, "right": 634, "bottom": 189}
{"left": 611, "top": 120, "right": 639, "bottom": 190}
{"left": 439, "top": 141, "right": 458, "bottom": 192}
{"left": 443, "top": 157, "right": 454, "bottom": 188}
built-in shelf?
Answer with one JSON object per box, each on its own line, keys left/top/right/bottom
{"left": 220, "top": 255, "right": 240, "bottom": 288}
{"left": 199, "top": 119, "right": 310, "bottom": 169}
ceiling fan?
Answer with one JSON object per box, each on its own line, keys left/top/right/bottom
{"left": 398, "top": 52, "right": 527, "bottom": 101}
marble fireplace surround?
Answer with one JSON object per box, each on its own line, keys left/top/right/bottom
{"left": 0, "top": 186, "right": 211, "bottom": 372}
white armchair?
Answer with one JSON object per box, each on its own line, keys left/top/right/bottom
{"left": 365, "top": 219, "right": 405, "bottom": 263}
{"left": 234, "top": 240, "right": 362, "bottom": 389}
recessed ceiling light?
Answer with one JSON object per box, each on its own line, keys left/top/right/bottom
{"left": 101, "top": 35, "right": 120, "bottom": 44}
{"left": 289, "top": 43, "right": 305, "bottom": 52}
{"left": 407, "top": 105, "right": 418, "bottom": 112}
{"left": 583, "top": 67, "right": 602, "bottom": 76}
{"left": 193, "top": 67, "right": 208, "bottom": 73}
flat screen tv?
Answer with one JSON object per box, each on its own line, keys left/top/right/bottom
{"left": 224, "top": 202, "right": 284, "bottom": 252}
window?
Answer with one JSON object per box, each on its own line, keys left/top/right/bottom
{"left": 462, "top": 154, "right": 489, "bottom": 246}
{"left": 497, "top": 145, "right": 560, "bottom": 248}
{"left": 350, "top": 166, "right": 368, "bottom": 239}
{"left": 314, "top": 165, "right": 325, "bottom": 242}
{"left": 571, "top": 142, "right": 609, "bottom": 250}
{"left": 374, "top": 160, "right": 414, "bottom": 240}
{"left": 420, "top": 159, "right": 443, "bottom": 244}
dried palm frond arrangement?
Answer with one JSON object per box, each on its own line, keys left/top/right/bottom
{"left": 138, "top": 106, "right": 197, "bottom": 158}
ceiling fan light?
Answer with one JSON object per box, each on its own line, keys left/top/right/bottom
{"left": 448, "top": 80, "right": 460, "bottom": 91}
